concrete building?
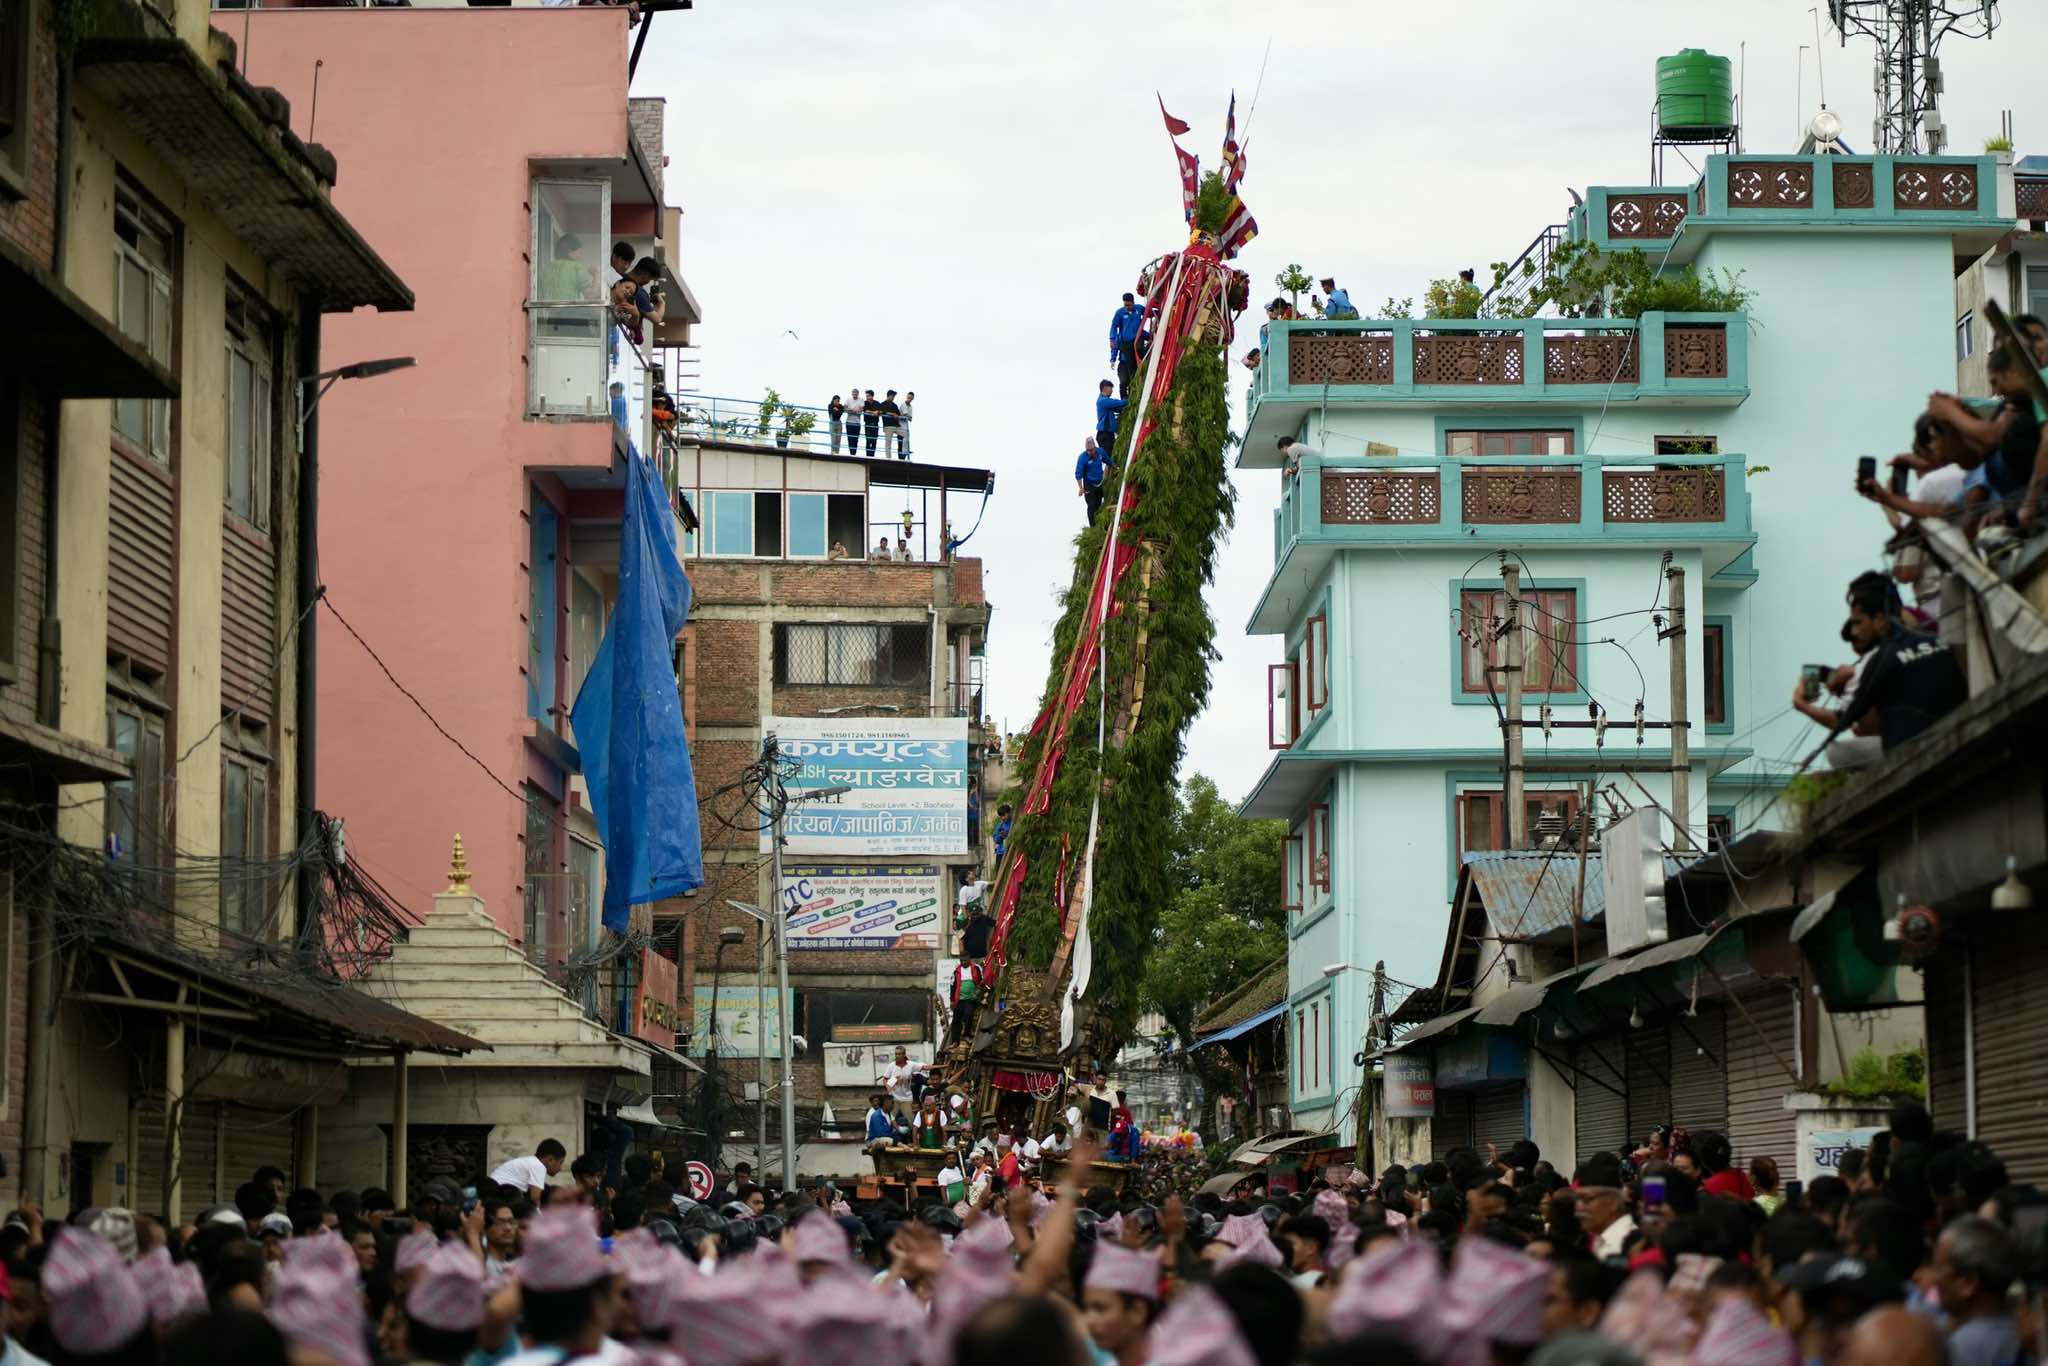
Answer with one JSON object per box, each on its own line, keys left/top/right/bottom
{"left": 1240, "top": 149, "right": 2009, "bottom": 1147}
{"left": 225, "top": 2, "right": 703, "bottom": 951}
{"left": 0, "top": 0, "right": 494, "bottom": 1221}
{"left": 222, "top": 2, "right": 705, "bottom": 1172}
{"left": 672, "top": 432, "right": 997, "bottom": 1180}
{"left": 1954, "top": 152, "right": 2048, "bottom": 396}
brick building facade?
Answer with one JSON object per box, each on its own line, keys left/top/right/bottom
{"left": 655, "top": 438, "right": 999, "bottom": 1177}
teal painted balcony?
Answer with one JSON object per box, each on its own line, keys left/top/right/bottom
{"left": 1250, "top": 453, "right": 1754, "bottom": 633}
{"left": 1568, "top": 155, "right": 2009, "bottom": 261}
{"left": 1241, "top": 314, "right": 1747, "bottom": 463}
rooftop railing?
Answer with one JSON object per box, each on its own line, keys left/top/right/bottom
{"left": 664, "top": 393, "right": 924, "bottom": 462}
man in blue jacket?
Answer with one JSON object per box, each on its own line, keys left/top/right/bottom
{"left": 1076, "top": 436, "right": 1114, "bottom": 523}
{"left": 1095, "top": 380, "right": 1127, "bottom": 457}
{"left": 1109, "top": 292, "right": 1147, "bottom": 397}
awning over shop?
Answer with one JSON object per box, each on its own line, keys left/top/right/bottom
{"left": 1472, "top": 961, "right": 1599, "bottom": 1027}
{"left": 1389, "top": 1004, "right": 1481, "bottom": 1049}
{"left": 1191, "top": 1002, "right": 1286, "bottom": 1050}
{"left": 1229, "top": 1130, "right": 1308, "bottom": 1164}
{"left": 1787, "top": 869, "right": 1908, "bottom": 1010}
{"left": 1234, "top": 1131, "right": 1336, "bottom": 1166}
{"left": 1582, "top": 933, "right": 1714, "bottom": 990}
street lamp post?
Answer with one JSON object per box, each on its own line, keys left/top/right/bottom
{"left": 702, "top": 926, "right": 743, "bottom": 1175}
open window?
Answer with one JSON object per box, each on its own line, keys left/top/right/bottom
{"left": 1702, "top": 621, "right": 1728, "bottom": 729}
{"left": 1458, "top": 787, "right": 1581, "bottom": 860}
{"left": 1267, "top": 662, "right": 1298, "bottom": 749}
{"left": 1282, "top": 831, "right": 1304, "bottom": 913}
{"left": 1304, "top": 613, "right": 1329, "bottom": 714}
{"left": 1308, "top": 801, "right": 1332, "bottom": 894}
{"left": 527, "top": 177, "right": 611, "bottom": 416}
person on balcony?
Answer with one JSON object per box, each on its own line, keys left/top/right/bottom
{"left": 538, "top": 235, "right": 597, "bottom": 302}
{"left": 842, "top": 388, "right": 863, "bottom": 454}
{"left": 628, "top": 257, "right": 666, "bottom": 336}
{"left": 1076, "top": 437, "right": 1114, "bottom": 523}
{"left": 874, "top": 537, "right": 893, "bottom": 561}
{"left": 1110, "top": 292, "right": 1147, "bottom": 397}
{"left": 1315, "top": 277, "right": 1358, "bottom": 320}
{"left": 879, "top": 390, "right": 905, "bottom": 458}
{"left": 1095, "top": 381, "right": 1127, "bottom": 458}
{"left": 862, "top": 389, "right": 883, "bottom": 457}
{"left": 1275, "top": 436, "right": 1322, "bottom": 478}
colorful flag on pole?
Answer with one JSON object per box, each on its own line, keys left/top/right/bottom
{"left": 1158, "top": 94, "right": 1190, "bottom": 137}
{"left": 1176, "top": 145, "right": 1199, "bottom": 222}
{"left": 1218, "top": 197, "right": 1258, "bottom": 258}
{"left": 1224, "top": 91, "right": 1236, "bottom": 147}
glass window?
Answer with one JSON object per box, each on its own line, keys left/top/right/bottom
{"left": 1283, "top": 831, "right": 1304, "bottom": 912}
{"left": 1460, "top": 588, "right": 1577, "bottom": 694}
{"left": 788, "top": 493, "right": 828, "bottom": 558}
{"left": 529, "top": 498, "right": 560, "bottom": 728}
{"left": 1445, "top": 429, "right": 1573, "bottom": 456}
{"left": 773, "top": 623, "right": 930, "bottom": 688}
{"left": 221, "top": 738, "right": 271, "bottom": 939}
{"left": 827, "top": 493, "right": 865, "bottom": 557}
{"left": 568, "top": 837, "right": 600, "bottom": 960}
{"left": 112, "top": 186, "right": 175, "bottom": 460}
{"left": 1308, "top": 801, "right": 1332, "bottom": 894}
{"left": 709, "top": 491, "right": 755, "bottom": 556}
{"left": 1304, "top": 614, "right": 1329, "bottom": 713}
{"left": 1956, "top": 313, "right": 1974, "bottom": 362}
{"left": 224, "top": 287, "right": 272, "bottom": 530}
{"left": 1703, "top": 622, "right": 1727, "bottom": 727}
{"left": 523, "top": 787, "right": 557, "bottom": 965}
{"left": 565, "top": 571, "right": 605, "bottom": 732}
{"left": 527, "top": 178, "right": 610, "bottom": 416}
{"left": 106, "top": 695, "right": 167, "bottom": 905}
{"left": 2028, "top": 266, "right": 2048, "bottom": 324}
{"left": 679, "top": 489, "right": 697, "bottom": 556}
{"left": 1267, "top": 663, "right": 1296, "bottom": 749}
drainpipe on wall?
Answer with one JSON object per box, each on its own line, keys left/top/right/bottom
{"left": 294, "top": 307, "right": 321, "bottom": 946}
{"left": 22, "top": 47, "right": 81, "bottom": 1208}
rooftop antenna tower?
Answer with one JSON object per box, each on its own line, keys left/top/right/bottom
{"left": 1825, "top": 0, "right": 1999, "bottom": 153}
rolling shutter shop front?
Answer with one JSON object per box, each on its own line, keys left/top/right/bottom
{"left": 1573, "top": 1040, "right": 1628, "bottom": 1161}
{"left": 1967, "top": 917, "right": 2048, "bottom": 1184}
{"left": 1625, "top": 1025, "right": 1672, "bottom": 1136}
{"left": 1667, "top": 1004, "right": 1727, "bottom": 1132}
{"left": 1925, "top": 949, "right": 1968, "bottom": 1137}
{"left": 1724, "top": 982, "right": 1800, "bottom": 1175}
{"left": 1433, "top": 1092, "right": 1474, "bottom": 1158}
{"left": 1473, "top": 1085, "right": 1528, "bottom": 1152}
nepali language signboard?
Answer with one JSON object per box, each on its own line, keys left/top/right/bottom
{"left": 1383, "top": 1055, "right": 1436, "bottom": 1118}
{"left": 632, "top": 949, "right": 680, "bottom": 1049}
{"left": 781, "top": 863, "right": 946, "bottom": 950}
{"left": 765, "top": 717, "right": 969, "bottom": 856}
{"left": 691, "top": 986, "right": 785, "bottom": 1059}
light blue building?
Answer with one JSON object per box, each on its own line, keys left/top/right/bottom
{"left": 1238, "top": 151, "right": 2012, "bottom": 1144}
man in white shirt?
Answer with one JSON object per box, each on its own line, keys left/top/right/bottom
{"left": 1572, "top": 1153, "right": 1636, "bottom": 1261}
{"left": 880, "top": 1046, "right": 921, "bottom": 1107}
{"left": 488, "top": 1138, "right": 567, "bottom": 1202}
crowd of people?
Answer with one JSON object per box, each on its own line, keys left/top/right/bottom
{"left": 826, "top": 390, "right": 914, "bottom": 460}
{"left": 8, "top": 1098, "right": 2035, "bottom": 1365}
{"left": 1794, "top": 314, "right": 2048, "bottom": 770}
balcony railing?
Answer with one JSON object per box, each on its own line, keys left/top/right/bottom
{"left": 1274, "top": 454, "right": 1750, "bottom": 563}
{"left": 1250, "top": 314, "right": 1747, "bottom": 426}
{"left": 661, "top": 393, "right": 923, "bottom": 462}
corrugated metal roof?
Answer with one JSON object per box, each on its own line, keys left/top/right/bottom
{"left": 1463, "top": 850, "right": 1690, "bottom": 940}
{"left": 1464, "top": 850, "right": 1608, "bottom": 939}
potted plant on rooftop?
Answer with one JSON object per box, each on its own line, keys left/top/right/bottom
{"left": 759, "top": 387, "right": 784, "bottom": 445}
{"left": 780, "top": 403, "right": 817, "bottom": 452}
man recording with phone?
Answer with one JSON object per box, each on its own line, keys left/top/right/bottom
{"left": 1793, "top": 573, "right": 1964, "bottom": 761}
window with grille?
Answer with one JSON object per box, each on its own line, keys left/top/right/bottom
{"left": 221, "top": 723, "right": 272, "bottom": 939}
{"left": 773, "top": 623, "right": 930, "bottom": 688}
{"left": 113, "top": 185, "right": 176, "bottom": 461}
{"left": 1459, "top": 588, "right": 1577, "bottom": 695}
{"left": 1445, "top": 429, "right": 1573, "bottom": 456}
{"left": 224, "top": 285, "right": 274, "bottom": 531}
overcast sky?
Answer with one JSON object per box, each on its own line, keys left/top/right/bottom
{"left": 639, "top": 0, "right": 2047, "bottom": 806}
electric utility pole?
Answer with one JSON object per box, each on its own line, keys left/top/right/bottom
{"left": 763, "top": 732, "right": 799, "bottom": 1193}
{"left": 1502, "top": 561, "right": 1527, "bottom": 848}
{"left": 1664, "top": 565, "right": 1695, "bottom": 851}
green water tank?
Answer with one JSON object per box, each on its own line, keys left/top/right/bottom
{"left": 1656, "top": 49, "right": 1736, "bottom": 141}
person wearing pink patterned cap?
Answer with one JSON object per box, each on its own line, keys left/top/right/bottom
{"left": 397, "top": 1240, "right": 488, "bottom": 1365}
{"left": 1081, "top": 1242, "right": 1158, "bottom": 1366}
{"left": 1145, "top": 1282, "right": 1259, "bottom": 1366}
{"left": 503, "top": 1205, "right": 620, "bottom": 1366}
{"left": 129, "top": 1247, "right": 206, "bottom": 1333}
{"left": 1440, "top": 1233, "right": 1549, "bottom": 1364}
{"left": 790, "top": 1212, "right": 856, "bottom": 1285}
{"left": 43, "top": 1228, "right": 148, "bottom": 1361}
{"left": 269, "top": 1251, "right": 373, "bottom": 1366}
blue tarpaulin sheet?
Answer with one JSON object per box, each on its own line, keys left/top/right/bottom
{"left": 571, "top": 440, "right": 703, "bottom": 930}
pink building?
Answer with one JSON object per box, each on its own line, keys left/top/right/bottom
{"left": 223, "top": 3, "right": 700, "bottom": 960}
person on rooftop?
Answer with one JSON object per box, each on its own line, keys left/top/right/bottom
{"left": 880, "top": 389, "right": 905, "bottom": 458}
{"left": 1794, "top": 571, "right": 1965, "bottom": 756}
{"left": 1316, "top": 276, "right": 1358, "bottom": 319}
{"left": 862, "top": 388, "right": 882, "bottom": 457}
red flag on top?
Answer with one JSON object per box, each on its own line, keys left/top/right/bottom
{"left": 1158, "top": 94, "right": 1191, "bottom": 137}
{"left": 1176, "top": 145, "right": 1199, "bottom": 223}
